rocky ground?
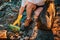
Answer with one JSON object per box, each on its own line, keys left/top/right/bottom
{"left": 52, "top": 6, "right": 60, "bottom": 40}
{"left": 0, "top": 0, "right": 60, "bottom": 40}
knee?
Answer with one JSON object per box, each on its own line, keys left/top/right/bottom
{"left": 34, "top": 11, "right": 39, "bottom": 17}
{"left": 26, "top": 2, "right": 36, "bottom": 10}
{"left": 34, "top": 11, "right": 40, "bottom": 19}
{"left": 34, "top": 7, "right": 43, "bottom": 19}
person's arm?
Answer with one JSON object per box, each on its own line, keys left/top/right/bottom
{"left": 13, "top": 0, "right": 28, "bottom": 26}
{"left": 18, "top": 0, "right": 28, "bottom": 17}
{"left": 18, "top": 6, "right": 25, "bottom": 18}
{"left": 13, "top": 6, "right": 25, "bottom": 26}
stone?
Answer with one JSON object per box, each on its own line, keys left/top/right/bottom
{"left": 0, "top": 30, "right": 7, "bottom": 38}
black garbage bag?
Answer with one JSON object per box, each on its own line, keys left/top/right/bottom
{"left": 39, "top": 1, "right": 50, "bottom": 30}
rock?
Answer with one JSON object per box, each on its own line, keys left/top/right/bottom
{"left": 0, "top": 30, "right": 7, "bottom": 38}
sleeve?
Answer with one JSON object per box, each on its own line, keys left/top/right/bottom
{"left": 21, "top": 0, "right": 26, "bottom": 7}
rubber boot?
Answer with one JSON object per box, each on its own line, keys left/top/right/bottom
{"left": 24, "top": 18, "right": 32, "bottom": 27}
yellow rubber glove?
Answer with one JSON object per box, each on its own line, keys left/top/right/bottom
{"left": 13, "top": 15, "right": 22, "bottom": 26}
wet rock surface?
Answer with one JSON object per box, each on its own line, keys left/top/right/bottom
{"left": 52, "top": 6, "right": 60, "bottom": 40}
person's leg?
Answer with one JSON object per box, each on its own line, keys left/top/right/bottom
{"left": 24, "top": 2, "right": 36, "bottom": 27}
{"left": 34, "top": 7, "right": 43, "bottom": 28}
{"left": 30, "top": 7, "right": 43, "bottom": 40}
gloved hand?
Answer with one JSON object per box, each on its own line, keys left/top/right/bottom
{"left": 13, "top": 14, "right": 22, "bottom": 26}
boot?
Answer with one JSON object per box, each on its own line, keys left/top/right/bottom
{"left": 24, "top": 18, "right": 32, "bottom": 27}
{"left": 34, "top": 19, "right": 41, "bottom": 29}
